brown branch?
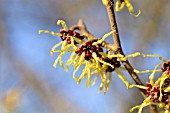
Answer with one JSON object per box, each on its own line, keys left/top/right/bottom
{"left": 70, "top": 13, "right": 158, "bottom": 113}
{"left": 70, "top": 21, "right": 116, "bottom": 51}
{"left": 71, "top": 20, "right": 145, "bottom": 93}
{"left": 104, "top": 0, "right": 158, "bottom": 113}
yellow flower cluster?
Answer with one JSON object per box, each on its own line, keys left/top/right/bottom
{"left": 102, "top": 0, "right": 140, "bottom": 17}
{"left": 115, "top": 0, "right": 140, "bottom": 17}
{"left": 39, "top": 20, "right": 141, "bottom": 94}
{"left": 129, "top": 54, "right": 170, "bottom": 113}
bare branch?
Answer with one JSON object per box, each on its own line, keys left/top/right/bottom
{"left": 70, "top": 20, "right": 116, "bottom": 51}
{"left": 103, "top": 0, "right": 158, "bottom": 113}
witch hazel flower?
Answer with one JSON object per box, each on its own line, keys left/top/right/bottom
{"left": 38, "top": 20, "right": 84, "bottom": 68}
{"left": 145, "top": 82, "right": 169, "bottom": 105}
{"left": 60, "top": 29, "right": 84, "bottom": 44}
{"left": 69, "top": 37, "right": 122, "bottom": 94}
{"left": 38, "top": 20, "right": 119, "bottom": 94}
{"left": 130, "top": 81, "right": 170, "bottom": 113}
{"left": 100, "top": 57, "right": 121, "bottom": 72}
{"left": 95, "top": 55, "right": 122, "bottom": 94}
{"left": 115, "top": 0, "right": 140, "bottom": 17}
{"left": 39, "top": 19, "right": 143, "bottom": 94}
{"left": 130, "top": 62, "right": 170, "bottom": 113}
{"left": 162, "top": 60, "right": 170, "bottom": 76}
{"left": 75, "top": 39, "right": 103, "bottom": 60}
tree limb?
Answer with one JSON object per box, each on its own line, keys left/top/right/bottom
{"left": 103, "top": 0, "right": 158, "bottom": 113}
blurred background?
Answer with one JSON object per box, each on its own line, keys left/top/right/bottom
{"left": 0, "top": 0, "right": 170, "bottom": 113}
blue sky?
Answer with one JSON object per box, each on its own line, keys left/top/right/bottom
{"left": 1, "top": 0, "right": 170, "bottom": 113}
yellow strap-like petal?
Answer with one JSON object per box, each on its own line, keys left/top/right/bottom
{"left": 52, "top": 49, "right": 74, "bottom": 53}
{"left": 77, "top": 65, "right": 87, "bottom": 84}
{"left": 92, "top": 74, "right": 99, "bottom": 86}
{"left": 130, "top": 10, "right": 141, "bottom": 18}
{"left": 61, "top": 41, "right": 67, "bottom": 50}
{"left": 129, "top": 84, "right": 147, "bottom": 89}
{"left": 38, "top": 30, "right": 60, "bottom": 36}
{"left": 115, "top": 68, "right": 130, "bottom": 88}
{"left": 165, "top": 86, "right": 170, "bottom": 92}
{"left": 92, "top": 31, "right": 114, "bottom": 45}
{"left": 134, "top": 69, "right": 162, "bottom": 74}
{"left": 86, "top": 61, "right": 91, "bottom": 88}
{"left": 98, "top": 83, "right": 104, "bottom": 94}
{"left": 99, "top": 59, "right": 114, "bottom": 69}
{"left": 159, "top": 75, "right": 168, "bottom": 101}
{"left": 124, "top": 0, "right": 141, "bottom": 17}
{"left": 57, "top": 20, "right": 68, "bottom": 31}
{"left": 102, "top": 0, "right": 110, "bottom": 6}
{"left": 116, "top": 1, "right": 125, "bottom": 12}
{"left": 142, "top": 54, "right": 168, "bottom": 63}
{"left": 138, "top": 102, "right": 153, "bottom": 113}
{"left": 65, "top": 52, "right": 76, "bottom": 72}
{"left": 72, "top": 36, "right": 85, "bottom": 44}
{"left": 149, "top": 63, "right": 161, "bottom": 85}
{"left": 104, "top": 72, "right": 112, "bottom": 95}
{"left": 129, "top": 105, "right": 140, "bottom": 112}
{"left": 50, "top": 42, "right": 63, "bottom": 56}
{"left": 73, "top": 53, "right": 85, "bottom": 79}
{"left": 53, "top": 52, "right": 65, "bottom": 68}
{"left": 59, "top": 57, "right": 64, "bottom": 68}
{"left": 122, "top": 52, "right": 140, "bottom": 61}
{"left": 107, "top": 72, "right": 112, "bottom": 85}
{"left": 153, "top": 71, "right": 168, "bottom": 88}
{"left": 130, "top": 101, "right": 153, "bottom": 113}
{"left": 99, "top": 52, "right": 124, "bottom": 59}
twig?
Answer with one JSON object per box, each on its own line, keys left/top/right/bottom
{"left": 103, "top": 0, "right": 158, "bottom": 113}
{"left": 71, "top": 20, "right": 145, "bottom": 93}
{"left": 70, "top": 10, "right": 158, "bottom": 113}
{"left": 70, "top": 22, "right": 116, "bottom": 51}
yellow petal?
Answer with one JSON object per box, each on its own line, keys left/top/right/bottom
{"left": 73, "top": 53, "right": 85, "bottom": 79}
{"left": 123, "top": 52, "right": 140, "bottom": 60}
{"left": 98, "top": 83, "right": 104, "bottom": 93}
{"left": 116, "top": 1, "right": 125, "bottom": 12}
{"left": 142, "top": 54, "right": 168, "bottom": 63}
{"left": 154, "top": 71, "right": 168, "bottom": 88}
{"left": 59, "top": 56, "right": 64, "bottom": 68}
{"left": 72, "top": 36, "right": 85, "bottom": 44}
{"left": 38, "top": 30, "right": 60, "bottom": 36}
{"left": 53, "top": 52, "right": 65, "bottom": 68}
{"left": 65, "top": 52, "right": 76, "bottom": 72}
{"left": 86, "top": 61, "right": 91, "bottom": 88}
{"left": 130, "top": 10, "right": 141, "bottom": 18}
{"left": 134, "top": 69, "right": 162, "bottom": 74}
{"left": 77, "top": 67, "right": 87, "bottom": 84}
{"left": 102, "top": 0, "right": 110, "bottom": 6}
{"left": 50, "top": 42, "right": 63, "bottom": 56}
{"left": 115, "top": 68, "right": 130, "bottom": 88}
{"left": 107, "top": 72, "right": 112, "bottom": 85}
{"left": 57, "top": 20, "right": 68, "bottom": 31}
{"left": 149, "top": 63, "right": 161, "bottom": 85}
{"left": 159, "top": 75, "right": 168, "bottom": 101}
{"left": 129, "top": 84, "right": 147, "bottom": 89}
{"left": 92, "top": 31, "right": 114, "bottom": 45}
{"left": 92, "top": 74, "right": 99, "bottom": 86}
{"left": 99, "top": 59, "right": 114, "bottom": 69}
{"left": 165, "top": 86, "right": 170, "bottom": 92}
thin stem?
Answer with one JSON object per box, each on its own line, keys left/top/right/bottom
{"left": 105, "top": 0, "right": 144, "bottom": 94}
{"left": 104, "top": 0, "right": 158, "bottom": 113}
{"left": 70, "top": 21, "right": 116, "bottom": 51}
